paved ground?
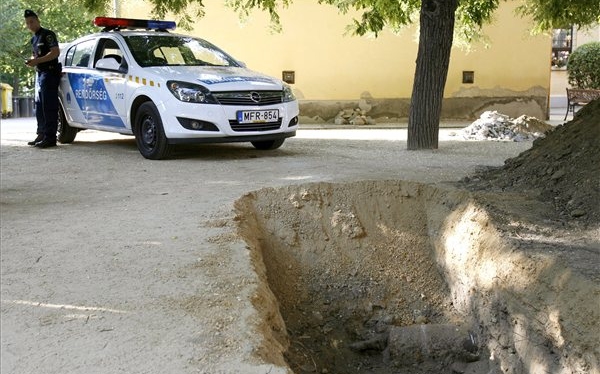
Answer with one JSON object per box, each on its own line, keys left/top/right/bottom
{"left": 0, "top": 114, "right": 562, "bottom": 373}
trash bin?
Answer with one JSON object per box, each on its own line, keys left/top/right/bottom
{"left": 12, "top": 97, "right": 20, "bottom": 118}
{"left": 18, "top": 97, "right": 35, "bottom": 117}
{"left": 1, "top": 83, "right": 13, "bottom": 118}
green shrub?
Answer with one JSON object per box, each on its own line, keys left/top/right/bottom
{"left": 567, "top": 42, "right": 600, "bottom": 89}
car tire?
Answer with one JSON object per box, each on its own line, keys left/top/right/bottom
{"left": 134, "top": 102, "right": 171, "bottom": 160}
{"left": 57, "top": 105, "right": 78, "bottom": 144}
{"left": 251, "top": 139, "right": 285, "bottom": 150}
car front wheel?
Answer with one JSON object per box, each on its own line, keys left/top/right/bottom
{"left": 251, "top": 139, "right": 285, "bottom": 150}
{"left": 134, "top": 102, "right": 171, "bottom": 160}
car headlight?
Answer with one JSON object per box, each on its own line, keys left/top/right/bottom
{"left": 167, "top": 81, "right": 218, "bottom": 104}
{"left": 282, "top": 84, "right": 296, "bottom": 103}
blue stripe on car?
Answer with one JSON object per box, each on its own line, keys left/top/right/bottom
{"left": 68, "top": 73, "right": 125, "bottom": 128}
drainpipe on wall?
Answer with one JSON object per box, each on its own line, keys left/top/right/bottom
{"left": 113, "top": 0, "right": 119, "bottom": 17}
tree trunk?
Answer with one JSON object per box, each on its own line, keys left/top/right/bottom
{"left": 407, "top": 0, "right": 458, "bottom": 150}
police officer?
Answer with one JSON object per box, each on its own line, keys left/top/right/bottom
{"left": 24, "top": 9, "right": 61, "bottom": 148}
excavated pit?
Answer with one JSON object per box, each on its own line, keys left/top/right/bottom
{"left": 234, "top": 180, "right": 599, "bottom": 374}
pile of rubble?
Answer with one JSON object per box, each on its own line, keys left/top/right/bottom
{"left": 461, "top": 111, "right": 554, "bottom": 141}
{"left": 334, "top": 108, "right": 377, "bottom": 126}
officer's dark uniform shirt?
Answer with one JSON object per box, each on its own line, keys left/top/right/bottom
{"left": 31, "top": 27, "right": 59, "bottom": 73}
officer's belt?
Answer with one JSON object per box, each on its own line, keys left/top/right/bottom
{"left": 37, "top": 64, "right": 59, "bottom": 73}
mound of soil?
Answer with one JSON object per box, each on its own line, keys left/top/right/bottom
{"left": 462, "top": 99, "right": 600, "bottom": 225}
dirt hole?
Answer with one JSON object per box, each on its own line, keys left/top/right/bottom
{"left": 234, "top": 180, "right": 598, "bottom": 374}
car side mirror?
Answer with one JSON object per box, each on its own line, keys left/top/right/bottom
{"left": 96, "top": 57, "right": 127, "bottom": 73}
{"left": 237, "top": 60, "right": 247, "bottom": 68}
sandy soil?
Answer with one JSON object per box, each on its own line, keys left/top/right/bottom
{"left": 1, "top": 114, "right": 597, "bottom": 374}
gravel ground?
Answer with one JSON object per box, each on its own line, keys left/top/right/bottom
{"left": 0, "top": 117, "right": 544, "bottom": 373}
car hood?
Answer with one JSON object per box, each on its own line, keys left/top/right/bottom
{"left": 146, "top": 66, "right": 284, "bottom": 91}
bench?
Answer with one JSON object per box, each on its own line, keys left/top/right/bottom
{"left": 565, "top": 88, "right": 600, "bottom": 120}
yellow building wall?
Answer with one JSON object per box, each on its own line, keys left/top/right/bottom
{"left": 447, "top": 3, "right": 550, "bottom": 97}
{"left": 118, "top": 0, "right": 551, "bottom": 119}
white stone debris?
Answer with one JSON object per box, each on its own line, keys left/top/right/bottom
{"left": 461, "top": 111, "right": 554, "bottom": 142}
{"left": 334, "top": 108, "right": 377, "bottom": 126}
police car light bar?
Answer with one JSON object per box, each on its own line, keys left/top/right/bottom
{"left": 94, "top": 17, "right": 176, "bottom": 31}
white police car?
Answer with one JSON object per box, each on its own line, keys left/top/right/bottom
{"left": 57, "top": 17, "right": 299, "bottom": 159}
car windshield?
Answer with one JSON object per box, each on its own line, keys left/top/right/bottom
{"left": 124, "top": 35, "right": 241, "bottom": 68}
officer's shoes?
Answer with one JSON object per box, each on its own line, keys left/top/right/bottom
{"left": 27, "top": 134, "right": 43, "bottom": 146}
{"left": 34, "top": 139, "right": 57, "bottom": 148}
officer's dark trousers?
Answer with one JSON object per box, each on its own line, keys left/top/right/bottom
{"left": 36, "top": 71, "right": 60, "bottom": 142}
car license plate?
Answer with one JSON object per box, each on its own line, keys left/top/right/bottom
{"left": 237, "top": 109, "right": 279, "bottom": 124}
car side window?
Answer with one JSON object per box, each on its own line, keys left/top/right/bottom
{"left": 65, "top": 46, "right": 76, "bottom": 67}
{"left": 66, "top": 39, "right": 96, "bottom": 68}
{"left": 94, "top": 38, "right": 127, "bottom": 69}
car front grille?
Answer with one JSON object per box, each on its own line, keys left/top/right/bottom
{"left": 229, "top": 118, "right": 282, "bottom": 132}
{"left": 214, "top": 91, "right": 283, "bottom": 106}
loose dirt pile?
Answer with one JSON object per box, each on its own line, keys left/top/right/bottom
{"left": 462, "top": 100, "right": 600, "bottom": 225}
